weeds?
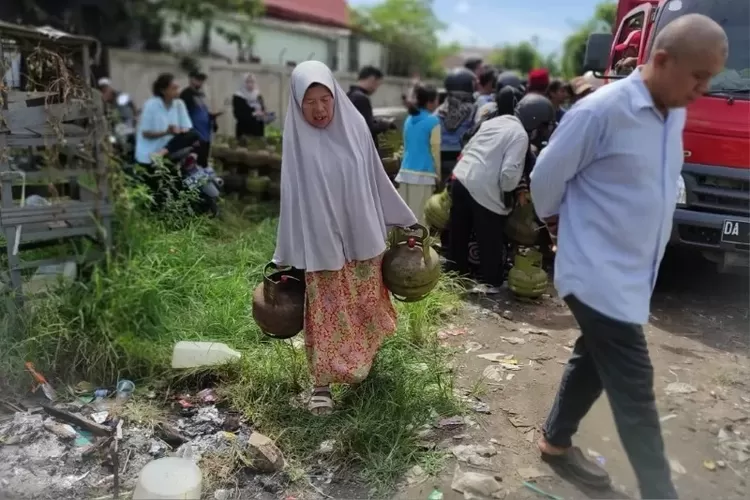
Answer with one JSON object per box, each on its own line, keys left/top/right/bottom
{"left": 0, "top": 197, "right": 464, "bottom": 490}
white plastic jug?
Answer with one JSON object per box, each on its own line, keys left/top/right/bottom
{"left": 132, "top": 457, "right": 202, "bottom": 500}
{"left": 171, "top": 341, "right": 241, "bottom": 369}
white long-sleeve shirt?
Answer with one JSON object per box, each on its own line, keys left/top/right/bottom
{"left": 452, "top": 115, "right": 528, "bottom": 215}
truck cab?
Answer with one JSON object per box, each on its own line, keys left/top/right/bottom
{"left": 584, "top": 0, "right": 749, "bottom": 271}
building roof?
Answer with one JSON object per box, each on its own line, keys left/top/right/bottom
{"left": 264, "top": 0, "right": 348, "bottom": 28}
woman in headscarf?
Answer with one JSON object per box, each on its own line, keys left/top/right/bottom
{"left": 232, "top": 73, "right": 266, "bottom": 139}
{"left": 274, "top": 61, "right": 417, "bottom": 415}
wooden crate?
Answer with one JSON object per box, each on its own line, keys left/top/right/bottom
{"left": 0, "top": 22, "right": 111, "bottom": 302}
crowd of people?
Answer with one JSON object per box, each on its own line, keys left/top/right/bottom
{"left": 97, "top": 12, "right": 729, "bottom": 498}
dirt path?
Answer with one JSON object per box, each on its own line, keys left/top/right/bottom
{"left": 396, "top": 250, "right": 749, "bottom": 500}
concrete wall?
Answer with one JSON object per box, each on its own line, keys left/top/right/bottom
{"left": 159, "top": 14, "right": 385, "bottom": 72}
{"left": 108, "top": 49, "right": 423, "bottom": 136}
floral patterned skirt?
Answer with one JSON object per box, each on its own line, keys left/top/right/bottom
{"left": 304, "top": 254, "right": 397, "bottom": 386}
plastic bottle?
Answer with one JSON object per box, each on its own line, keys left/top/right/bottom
{"left": 171, "top": 341, "right": 241, "bottom": 369}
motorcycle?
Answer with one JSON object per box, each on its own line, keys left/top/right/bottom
{"left": 164, "top": 144, "right": 222, "bottom": 217}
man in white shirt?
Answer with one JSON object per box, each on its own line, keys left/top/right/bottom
{"left": 449, "top": 94, "right": 555, "bottom": 293}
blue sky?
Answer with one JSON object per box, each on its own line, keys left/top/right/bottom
{"left": 348, "top": 0, "right": 603, "bottom": 55}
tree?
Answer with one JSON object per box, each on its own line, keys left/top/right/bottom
{"left": 488, "top": 41, "right": 552, "bottom": 75}
{"left": 350, "top": 0, "right": 454, "bottom": 77}
{"left": 7, "top": 1, "right": 262, "bottom": 52}
{"left": 561, "top": 1, "right": 616, "bottom": 77}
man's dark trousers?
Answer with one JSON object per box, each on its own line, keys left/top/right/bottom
{"left": 543, "top": 295, "right": 678, "bottom": 499}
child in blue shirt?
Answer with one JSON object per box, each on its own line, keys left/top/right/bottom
{"left": 395, "top": 84, "right": 441, "bottom": 223}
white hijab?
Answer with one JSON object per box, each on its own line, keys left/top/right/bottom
{"left": 273, "top": 61, "right": 416, "bottom": 272}
{"left": 234, "top": 73, "right": 261, "bottom": 110}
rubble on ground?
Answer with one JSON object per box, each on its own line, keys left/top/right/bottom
{"left": 0, "top": 390, "right": 287, "bottom": 500}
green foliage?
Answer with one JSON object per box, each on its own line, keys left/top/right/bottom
{"left": 0, "top": 185, "right": 464, "bottom": 488}
{"left": 561, "top": 1, "right": 617, "bottom": 78}
{"left": 350, "top": 0, "right": 459, "bottom": 77}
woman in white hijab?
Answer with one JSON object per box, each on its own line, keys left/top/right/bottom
{"left": 274, "top": 61, "right": 417, "bottom": 415}
{"left": 232, "top": 73, "right": 266, "bottom": 138}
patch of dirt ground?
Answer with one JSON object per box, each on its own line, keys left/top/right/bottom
{"left": 395, "top": 250, "right": 750, "bottom": 500}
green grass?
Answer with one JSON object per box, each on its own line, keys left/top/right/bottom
{"left": 0, "top": 195, "right": 464, "bottom": 491}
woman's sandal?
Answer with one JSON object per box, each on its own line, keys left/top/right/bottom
{"left": 309, "top": 387, "right": 333, "bottom": 416}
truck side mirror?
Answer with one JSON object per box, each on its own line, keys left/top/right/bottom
{"left": 583, "top": 33, "right": 614, "bottom": 73}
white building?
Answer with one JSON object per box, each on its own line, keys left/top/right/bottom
{"left": 160, "top": 0, "right": 387, "bottom": 72}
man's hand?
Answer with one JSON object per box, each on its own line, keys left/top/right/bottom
{"left": 167, "top": 124, "right": 180, "bottom": 135}
{"left": 544, "top": 215, "right": 559, "bottom": 237}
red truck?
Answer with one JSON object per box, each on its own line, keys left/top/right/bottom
{"left": 584, "top": 0, "right": 749, "bottom": 271}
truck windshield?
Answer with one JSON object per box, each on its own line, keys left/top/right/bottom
{"left": 652, "top": 0, "right": 750, "bottom": 94}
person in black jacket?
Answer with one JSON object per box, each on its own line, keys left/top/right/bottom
{"left": 180, "top": 71, "right": 220, "bottom": 166}
{"left": 232, "top": 73, "right": 266, "bottom": 140}
{"left": 347, "top": 66, "right": 392, "bottom": 145}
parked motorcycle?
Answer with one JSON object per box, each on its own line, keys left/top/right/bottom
{"left": 165, "top": 145, "right": 222, "bottom": 217}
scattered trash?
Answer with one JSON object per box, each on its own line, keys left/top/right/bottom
{"left": 717, "top": 425, "right": 750, "bottom": 464}
{"left": 427, "top": 487, "right": 444, "bottom": 500}
{"left": 246, "top": 432, "right": 285, "bottom": 472}
{"left": 471, "top": 401, "right": 491, "bottom": 414}
{"left": 115, "top": 379, "right": 135, "bottom": 403}
{"left": 214, "top": 489, "right": 231, "bottom": 500}
{"left": 501, "top": 310, "right": 513, "bottom": 321}
{"left": 477, "top": 353, "right": 510, "bottom": 362}
{"left": 43, "top": 420, "right": 77, "bottom": 440}
{"left": 482, "top": 366, "right": 505, "bottom": 383}
{"left": 94, "top": 389, "right": 109, "bottom": 398}
{"left": 132, "top": 457, "right": 203, "bottom": 500}
{"left": 517, "top": 467, "right": 549, "bottom": 480}
{"left": 25, "top": 362, "right": 57, "bottom": 401}
{"left": 669, "top": 458, "right": 686, "bottom": 474}
{"left": 196, "top": 388, "right": 218, "bottom": 404}
{"left": 171, "top": 341, "right": 241, "bottom": 369}
{"left": 90, "top": 411, "right": 109, "bottom": 424}
{"left": 406, "top": 464, "right": 427, "bottom": 485}
{"left": 524, "top": 429, "right": 535, "bottom": 443}
{"left": 437, "top": 327, "right": 470, "bottom": 340}
{"left": 519, "top": 327, "right": 550, "bottom": 336}
{"left": 451, "top": 444, "right": 497, "bottom": 467}
{"left": 451, "top": 466, "right": 504, "bottom": 499}
{"left": 318, "top": 439, "right": 335, "bottom": 454}
{"left": 665, "top": 382, "right": 697, "bottom": 395}
{"left": 660, "top": 413, "right": 678, "bottom": 423}
{"left": 522, "top": 481, "right": 563, "bottom": 500}
{"left": 437, "top": 416, "right": 466, "bottom": 430}
{"left": 501, "top": 336, "right": 526, "bottom": 345}
{"left": 464, "top": 341, "right": 484, "bottom": 353}
{"left": 586, "top": 448, "right": 606, "bottom": 467}
{"left": 703, "top": 459, "right": 716, "bottom": 471}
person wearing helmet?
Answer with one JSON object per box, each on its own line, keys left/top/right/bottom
{"left": 436, "top": 67, "right": 477, "bottom": 181}
{"left": 447, "top": 93, "right": 555, "bottom": 293}
{"left": 496, "top": 71, "right": 523, "bottom": 92}
{"left": 474, "top": 71, "right": 523, "bottom": 123}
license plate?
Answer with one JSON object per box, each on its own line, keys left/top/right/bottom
{"left": 721, "top": 219, "right": 750, "bottom": 245}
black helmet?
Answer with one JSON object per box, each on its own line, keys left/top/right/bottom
{"left": 515, "top": 94, "right": 555, "bottom": 132}
{"left": 444, "top": 67, "right": 475, "bottom": 94}
{"left": 496, "top": 71, "right": 523, "bottom": 91}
